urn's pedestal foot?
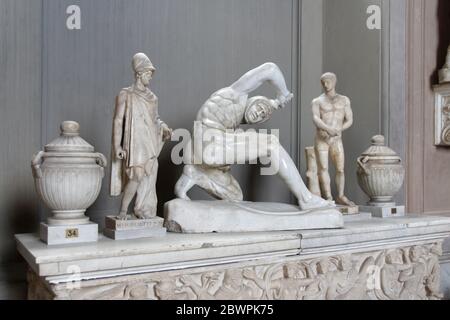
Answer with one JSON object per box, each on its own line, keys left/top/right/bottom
{"left": 360, "top": 205, "right": 405, "bottom": 218}
{"left": 40, "top": 222, "right": 98, "bottom": 245}
{"left": 103, "top": 216, "right": 166, "bottom": 240}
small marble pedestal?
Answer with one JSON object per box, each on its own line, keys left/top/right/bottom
{"left": 40, "top": 222, "right": 98, "bottom": 246}
{"left": 360, "top": 205, "right": 405, "bottom": 218}
{"left": 337, "top": 205, "right": 359, "bottom": 215}
{"left": 103, "top": 216, "right": 166, "bottom": 240}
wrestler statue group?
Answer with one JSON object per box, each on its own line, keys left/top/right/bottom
{"left": 107, "top": 52, "right": 360, "bottom": 236}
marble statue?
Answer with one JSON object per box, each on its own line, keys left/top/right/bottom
{"left": 439, "top": 45, "right": 450, "bottom": 84}
{"left": 174, "top": 62, "right": 330, "bottom": 210}
{"left": 110, "top": 53, "right": 172, "bottom": 220}
{"left": 166, "top": 63, "right": 343, "bottom": 233}
{"left": 312, "top": 72, "right": 355, "bottom": 207}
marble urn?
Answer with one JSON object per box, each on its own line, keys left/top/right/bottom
{"left": 356, "top": 135, "right": 405, "bottom": 206}
{"left": 31, "top": 121, "right": 107, "bottom": 226}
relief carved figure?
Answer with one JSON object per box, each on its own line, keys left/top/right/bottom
{"left": 424, "top": 244, "right": 444, "bottom": 300}
{"left": 153, "top": 280, "right": 189, "bottom": 300}
{"left": 440, "top": 98, "right": 450, "bottom": 145}
{"left": 110, "top": 53, "right": 172, "bottom": 220}
{"left": 397, "top": 247, "right": 427, "bottom": 300}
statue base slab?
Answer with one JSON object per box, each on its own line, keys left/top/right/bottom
{"left": 337, "top": 205, "right": 359, "bottom": 215}
{"left": 103, "top": 216, "right": 166, "bottom": 240}
{"left": 40, "top": 222, "right": 98, "bottom": 246}
{"left": 360, "top": 205, "right": 405, "bottom": 218}
{"left": 15, "top": 215, "right": 450, "bottom": 300}
{"left": 164, "top": 199, "right": 343, "bottom": 233}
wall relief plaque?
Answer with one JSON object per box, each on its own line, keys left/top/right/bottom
{"left": 434, "top": 84, "right": 450, "bottom": 146}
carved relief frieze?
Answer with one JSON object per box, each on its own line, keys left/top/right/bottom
{"left": 33, "top": 243, "right": 443, "bottom": 300}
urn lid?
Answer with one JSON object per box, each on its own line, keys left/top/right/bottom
{"left": 44, "top": 121, "right": 95, "bottom": 153}
{"left": 360, "top": 135, "right": 400, "bottom": 159}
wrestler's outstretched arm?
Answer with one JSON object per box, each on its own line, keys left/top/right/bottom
{"left": 230, "top": 62, "right": 293, "bottom": 106}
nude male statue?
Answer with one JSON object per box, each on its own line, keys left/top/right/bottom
{"left": 312, "top": 72, "right": 355, "bottom": 206}
{"left": 175, "top": 62, "right": 331, "bottom": 210}
{"left": 110, "top": 53, "right": 172, "bottom": 220}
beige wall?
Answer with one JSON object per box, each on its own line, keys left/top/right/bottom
{"left": 406, "top": 0, "right": 450, "bottom": 215}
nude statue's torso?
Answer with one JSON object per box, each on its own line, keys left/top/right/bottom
{"left": 314, "top": 94, "right": 350, "bottom": 140}
{"left": 196, "top": 88, "right": 247, "bottom": 131}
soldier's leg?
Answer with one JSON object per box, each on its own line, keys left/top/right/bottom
{"left": 315, "top": 140, "right": 332, "bottom": 201}
{"left": 119, "top": 167, "right": 145, "bottom": 220}
{"left": 134, "top": 161, "right": 159, "bottom": 219}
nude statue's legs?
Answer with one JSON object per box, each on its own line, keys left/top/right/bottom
{"left": 330, "top": 140, "right": 354, "bottom": 206}
{"left": 315, "top": 140, "right": 332, "bottom": 201}
{"left": 174, "top": 171, "right": 195, "bottom": 201}
{"left": 192, "top": 130, "right": 330, "bottom": 209}
{"left": 175, "top": 164, "right": 243, "bottom": 201}
{"left": 230, "top": 62, "right": 292, "bottom": 99}
{"left": 330, "top": 139, "right": 345, "bottom": 199}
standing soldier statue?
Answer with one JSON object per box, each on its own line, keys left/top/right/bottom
{"left": 110, "top": 53, "right": 172, "bottom": 220}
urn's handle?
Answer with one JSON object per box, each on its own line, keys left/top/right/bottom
{"left": 357, "top": 156, "right": 371, "bottom": 176}
{"left": 31, "top": 151, "right": 45, "bottom": 179}
{"left": 95, "top": 153, "right": 108, "bottom": 168}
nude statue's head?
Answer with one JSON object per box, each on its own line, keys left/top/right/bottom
{"left": 320, "top": 72, "right": 337, "bottom": 93}
{"left": 244, "top": 96, "right": 275, "bottom": 125}
{"left": 132, "top": 53, "right": 155, "bottom": 87}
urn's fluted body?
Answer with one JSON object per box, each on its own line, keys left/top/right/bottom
{"left": 357, "top": 135, "right": 405, "bottom": 206}
{"left": 32, "top": 121, "right": 107, "bottom": 225}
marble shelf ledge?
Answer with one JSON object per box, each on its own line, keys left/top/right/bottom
{"left": 16, "top": 215, "right": 450, "bottom": 284}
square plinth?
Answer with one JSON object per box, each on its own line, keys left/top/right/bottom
{"left": 104, "top": 216, "right": 166, "bottom": 240}
{"left": 337, "top": 205, "right": 359, "bottom": 215}
{"left": 40, "top": 222, "right": 98, "bottom": 246}
{"left": 360, "top": 205, "right": 405, "bottom": 218}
